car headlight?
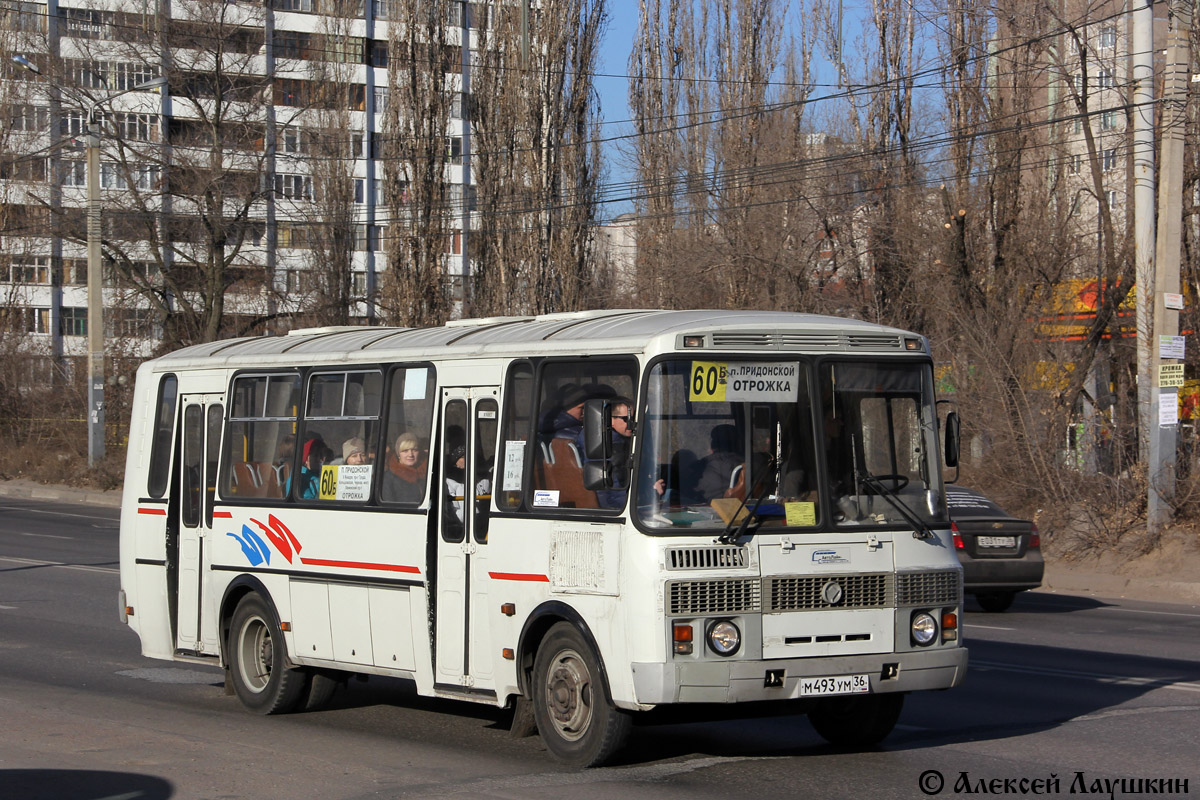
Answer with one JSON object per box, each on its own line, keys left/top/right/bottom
{"left": 707, "top": 620, "right": 741, "bottom": 656}
{"left": 911, "top": 611, "right": 938, "bottom": 646}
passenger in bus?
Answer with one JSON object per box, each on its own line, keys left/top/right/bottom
{"left": 575, "top": 396, "right": 657, "bottom": 509}
{"left": 381, "top": 432, "right": 425, "bottom": 503}
{"left": 342, "top": 437, "right": 369, "bottom": 466}
{"left": 539, "top": 383, "right": 590, "bottom": 440}
{"left": 693, "top": 424, "right": 742, "bottom": 502}
{"left": 444, "top": 428, "right": 491, "bottom": 523}
{"left": 287, "top": 436, "right": 327, "bottom": 499}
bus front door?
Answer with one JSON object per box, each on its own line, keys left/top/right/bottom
{"left": 172, "top": 394, "right": 223, "bottom": 655}
{"left": 434, "top": 388, "right": 499, "bottom": 692}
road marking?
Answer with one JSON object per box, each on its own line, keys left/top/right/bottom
{"left": 0, "top": 555, "right": 118, "bottom": 575}
{"left": 1102, "top": 606, "right": 1200, "bottom": 619}
{"left": 0, "top": 604, "right": 16, "bottom": 610}
{"left": 19, "top": 532, "right": 75, "bottom": 540}
{"left": 972, "top": 659, "right": 1200, "bottom": 694}
{"left": 1024, "top": 599, "right": 1200, "bottom": 618}
{"left": 1074, "top": 705, "right": 1199, "bottom": 723}
{"left": 964, "top": 623, "right": 1015, "bottom": 631}
{"left": 0, "top": 505, "right": 120, "bottom": 523}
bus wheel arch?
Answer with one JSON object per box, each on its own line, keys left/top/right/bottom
{"left": 518, "top": 603, "right": 631, "bottom": 767}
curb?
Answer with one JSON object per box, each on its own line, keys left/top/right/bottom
{"left": 1036, "top": 564, "right": 1200, "bottom": 606}
{"left": 0, "top": 480, "right": 121, "bottom": 508}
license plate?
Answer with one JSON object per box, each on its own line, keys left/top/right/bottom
{"left": 798, "top": 674, "right": 870, "bottom": 697}
{"left": 978, "top": 535, "right": 1015, "bottom": 548}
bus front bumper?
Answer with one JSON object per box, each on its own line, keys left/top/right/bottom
{"left": 630, "top": 646, "right": 968, "bottom": 705}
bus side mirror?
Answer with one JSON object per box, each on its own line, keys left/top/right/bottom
{"left": 583, "top": 399, "right": 611, "bottom": 460}
{"left": 944, "top": 411, "right": 961, "bottom": 469}
{"left": 583, "top": 460, "right": 610, "bottom": 491}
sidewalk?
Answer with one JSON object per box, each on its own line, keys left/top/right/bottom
{"left": 0, "top": 479, "right": 121, "bottom": 509}
{"left": 3, "top": 479, "right": 1197, "bottom": 607}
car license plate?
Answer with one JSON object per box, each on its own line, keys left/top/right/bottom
{"left": 798, "top": 674, "right": 870, "bottom": 697}
{"left": 978, "top": 535, "right": 1015, "bottom": 547}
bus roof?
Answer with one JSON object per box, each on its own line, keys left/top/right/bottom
{"left": 143, "top": 309, "right": 925, "bottom": 370}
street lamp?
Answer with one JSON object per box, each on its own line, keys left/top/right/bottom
{"left": 13, "top": 54, "right": 166, "bottom": 466}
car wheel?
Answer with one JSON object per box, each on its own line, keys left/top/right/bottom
{"left": 976, "top": 591, "right": 1016, "bottom": 613}
{"left": 227, "top": 593, "right": 306, "bottom": 714}
{"left": 532, "top": 622, "right": 631, "bottom": 767}
{"left": 808, "top": 693, "right": 904, "bottom": 747}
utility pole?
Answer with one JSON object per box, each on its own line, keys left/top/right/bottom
{"left": 1132, "top": 0, "right": 1155, "bottom": 467}
{"left": 1147, "top": 0, "right": 1191, "bottom": 533}
{"left": 85, "top": 106, "right": 105, "bottom": 467}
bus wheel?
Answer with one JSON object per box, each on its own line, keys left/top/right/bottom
{"left": 228, "top": 593, "right": 306, "bottom": 714}
{"left": 808, "top": 693, "right": 903, "bottom": 748}
{"left": 532, "top": 622, "right": 631, "bottom": 767}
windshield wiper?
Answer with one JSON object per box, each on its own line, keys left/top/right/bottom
{"left": 716, "top": 459, "right": 775, "bottom": 545}
{"left": 858, "top": 472, "right": 937, "bottom": 540}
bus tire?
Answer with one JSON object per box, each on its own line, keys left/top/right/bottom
{"left": 531, "top": 622, "right": 630, "bottom": 767}
{"left": 228, "top": 593, "right": 306, "bottom": 715}
{"left": 808, "top": 692, "right": 904, "bottom": 748}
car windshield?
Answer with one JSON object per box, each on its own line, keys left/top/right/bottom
{"left": 635, "top": 358, "right": 948, "bottom": 532}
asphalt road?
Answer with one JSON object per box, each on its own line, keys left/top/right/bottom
{"left": 1, "top": 497, "right": 1197, "bottom": 799}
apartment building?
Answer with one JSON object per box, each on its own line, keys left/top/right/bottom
{"left": 1, "top": 0, "right": 479, "bottom": 381}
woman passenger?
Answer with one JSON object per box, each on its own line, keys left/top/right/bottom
{"left": 382, "top": 432, "right": 426, "bottom": 502}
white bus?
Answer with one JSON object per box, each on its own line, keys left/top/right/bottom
{"left": 118, "top": 309, "right": 966, "bottom": 766}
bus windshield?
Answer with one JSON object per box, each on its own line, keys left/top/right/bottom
{"left": 636, "top": 358, "right": 948, "bottom": 532}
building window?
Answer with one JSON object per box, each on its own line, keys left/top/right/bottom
{"left": 5, "top": 2, "right": 45, "bottom": 32}
{"left": 1098, "top": 26, "right": 1116, "bottom": 50}
{"left": 1102, "top": 148, "right": 1118, "bottom": 172}
{"left": 272, "top": 0, "right": 314, "bottom": 11}
{"left": 352, "top": 271, "right": 366, "bottom": 296}
{"left": 446, "top": 136, "right": 462, "bottom": 164}
{"left": 1097, "top": 68, "right": 1114, "bottom": 89}
{"left": 10, "top": 105, "right": 50, "bottom": 132}
{"left": 1068, "top": 153, "right": 1082, "bottom": 176}
{"left": 62, "top": 160, "right": 87, "bottom": 187}
{"left": 274, "top": 173, "right": 313, "bottom": 200}
{"left": 61, "top": 307, "right": 88, "bottom": 337}
{"left": 1100, "top": 110, "right": 1117, "bottom": 130}
{"left": 61, "top": 8, "right": 114, "bottom": 40}
{"left": 1105, "top": 189, "right": 1118, "bottom": 209}
{"left": 114, "top": 112, "right": 158, "bottom": 141}
{"left": 10, "top": 257, "right": 51, "bottom": 284}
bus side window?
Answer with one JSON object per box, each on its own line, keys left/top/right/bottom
{"left": 496, "top": 361, "right": 534, "bottom": 510}
{"left": 147, "top": 374, "right": 178, "bottom": 498}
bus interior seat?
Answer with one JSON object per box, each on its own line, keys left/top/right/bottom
{"left": 725, "top": 464, "right": 745, "bottom": 501}
{"left": 232, "top": 462, "right": 264, "bottom": 497}
{"left": 541, "top": 438, "right": 598, "bottom": 508}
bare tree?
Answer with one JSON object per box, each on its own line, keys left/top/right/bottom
{"left": 471, "top": 0, "right": 607, "bottom": 316}
{"left": 379, "top": 0, "right": 455, "bottom": 327}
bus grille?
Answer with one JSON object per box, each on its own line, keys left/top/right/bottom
{"left": 669, "top": 579, "right": 761, "bottom": 615}
{"left": 666, "top": 546, "right": 748, "bottom": 570}
{"left": 895, "top": 569, "right": 962, "bottom": 606}
{"left": 768, "top": 573, "right": 893, "bottom": 611}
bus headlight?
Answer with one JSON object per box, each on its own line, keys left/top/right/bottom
{"left": 911, "top": 611, "right": 938, "bottom": 646}
{"left": 707, "top": 620, "right": 741, "bottom": 656}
